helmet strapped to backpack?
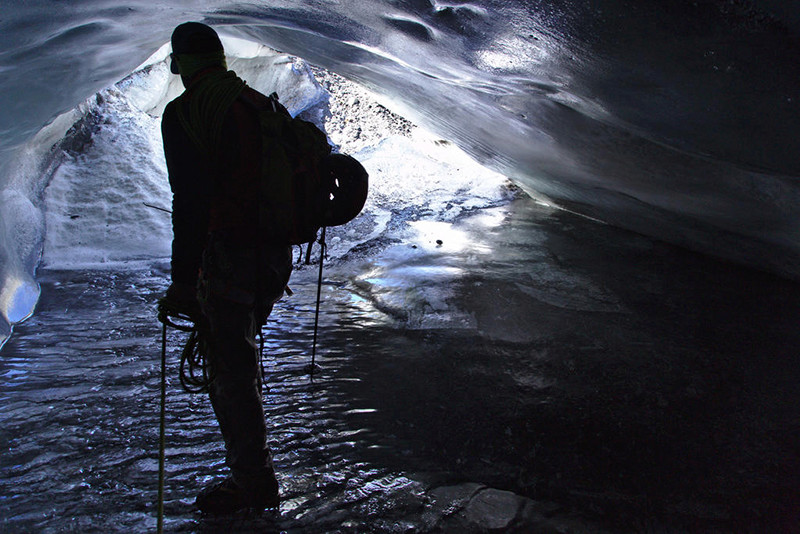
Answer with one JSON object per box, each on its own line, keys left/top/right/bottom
{"left": 322, "top": 154, "right": 369, "bottom": 227}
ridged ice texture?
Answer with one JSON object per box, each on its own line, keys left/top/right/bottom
{"left": 1, "top": 2, "right": 800, "bottom": 343}
{"left": 0, "top": 267, "right": 431, "bottom": 533}
{"left": 0, "top": 3, "right": 798, "bottom": 312}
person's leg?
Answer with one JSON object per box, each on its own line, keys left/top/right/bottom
{"left": 204, "top": 297, "right": 278, "bottom": 498}
{"left": 194, "top": 236, "right": 291, "bottom": 513}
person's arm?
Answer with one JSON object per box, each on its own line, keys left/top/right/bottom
{"left": 161, "top": 100, "right": 214, "bottom": 287}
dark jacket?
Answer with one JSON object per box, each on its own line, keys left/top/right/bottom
{"left": 161, "top": 79, "right": 281, "bottom": 285}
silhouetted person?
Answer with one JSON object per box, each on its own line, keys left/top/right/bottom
{"left": 160, "top": 21, "right": 292, "bottom": 514}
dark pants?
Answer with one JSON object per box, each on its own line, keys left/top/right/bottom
{"left": 200, "top": 231, "right": 292, "bottom": 494}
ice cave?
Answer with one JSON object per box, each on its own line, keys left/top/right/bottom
{"left": 1, "top": 2, "right": 799, "bottom": 532}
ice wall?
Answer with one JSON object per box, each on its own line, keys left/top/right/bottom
{"left": 1, "top": 1, "right": 799, "bottom": 344}
{"left": 0, "top": 35, "right": 514, "bottom": 348}
{"left": 38, "top": 39, "right": 331, "bottom": 270}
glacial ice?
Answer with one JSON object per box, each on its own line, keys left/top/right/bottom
{"left": 0, "top": 1, "right": 799, "bottom": 343}
{"left": 0, "top": 35, "right": 514, "bottom": 347}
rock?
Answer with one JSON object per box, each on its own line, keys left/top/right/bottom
{"left": 423, "top": 482, "right": 607, "bottom": 533}
{"left": 464, "top": 488, "right": 522, "bottom": 531}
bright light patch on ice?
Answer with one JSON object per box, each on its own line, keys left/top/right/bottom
{"left": 408, "top": 220, "right": 473, "bottom": 253}
{"left": 321, "top": 128, "right": 514, "bottom": 261}
{"left": 407, "top": 206, "right": 512, "bottom": 255}
{"left": 353, "top": 131, "right": 511, "bottom": 218}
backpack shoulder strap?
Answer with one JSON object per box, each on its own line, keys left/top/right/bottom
{"left": 238, "top": 87, "right": 291, "bottom": 117}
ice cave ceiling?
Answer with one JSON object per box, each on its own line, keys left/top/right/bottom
{"left": 1, "top": 0, "right": 799, "bottom": 277}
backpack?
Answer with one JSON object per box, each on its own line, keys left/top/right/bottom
{"left": 240, "top": 90, "right": 368, "bottom": 247}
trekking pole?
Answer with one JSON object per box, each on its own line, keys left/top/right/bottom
{"left": 157, "top": 321, "right": 167, "bottom": 533}
{"left": 143, "top": 202, "right": 172, "bottom": 215}
{"left": 310, "top": 227, "right": 326, "bottom": 376}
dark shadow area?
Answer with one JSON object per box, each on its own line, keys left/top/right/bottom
{"left": 325, "top": 199, "right": 800, "bottom": 532}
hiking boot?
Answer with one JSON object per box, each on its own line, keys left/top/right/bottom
{"left": 195, "top": 476, "right": 280, "bottom": 515}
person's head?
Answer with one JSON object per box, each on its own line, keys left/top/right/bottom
{"left": 170, "top": 22, "right": 226, "bottom": 84}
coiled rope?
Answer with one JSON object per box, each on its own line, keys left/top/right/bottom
{"left": 158, "top": 302, "right": 213, "bottom": 393}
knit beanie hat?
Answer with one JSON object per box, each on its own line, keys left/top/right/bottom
{"left": 170, "top": 22, "right": 226, "bottom": 79}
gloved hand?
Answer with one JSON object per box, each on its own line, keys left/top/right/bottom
{"left": 159, "top": 282, "right": 202, "bottom": 322}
